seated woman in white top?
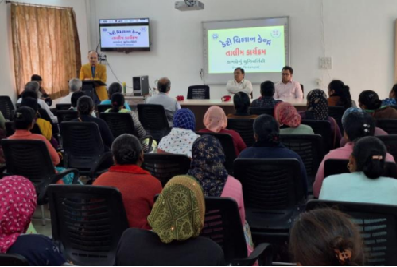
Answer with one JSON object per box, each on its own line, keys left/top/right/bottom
{"left": 157, "top": 108, "right": 199, "bottom": 158}
{"left": 226, "top": 68, "right": 253, "bottom": 97}
{"left": 320, "top": 136, "right": 397, "bottom": 205}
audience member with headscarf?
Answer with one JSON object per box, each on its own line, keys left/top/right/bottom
{"left": 299, "top": 89, "right": 341, "bottom": 147}
{"left": 188, "top": 135, "right": 254, "bottom": 255}
{"left": 321, "top": 136, "right": 397, "bottom": 205}
{"left": 94, "top": 134, "right": 162, "bottom": 229}
{"left": 359, "top": 90, "right": 397, "bottom": 120}
{"left": 115, "top": 176, "right": 225, "bottom": 266}
{"left": 313, "top": 109, "right": 395, "bottom": 198}
{"left": 239, "top": 115, "right": 309, "bottom": 196}
{"left": 72, "top": 95, "right": 114, "bottom": 149}
{"left": 0, "top": 176, "right": 65, "bottom": 265}
{"left": 339, "top": 108, "right": 388, "bottom": 147}
{"left": 158, "top": 108, "right": 199, "bottom": 158}
{"left": 199, "top": 106, "right": 247, "bottom": 156}
{"left": 105, "top": 93, "right": 146, "bottom": 139}
{"left": 275, "top": 102, "right": 314, "bottom": 134}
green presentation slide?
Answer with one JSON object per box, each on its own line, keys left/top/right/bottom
{"left": 208, "top": 25, "right": 285, "bottom": 74}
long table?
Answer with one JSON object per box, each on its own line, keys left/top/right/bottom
{"left": 179, "top": 98, "right": 308, "bottom": 130}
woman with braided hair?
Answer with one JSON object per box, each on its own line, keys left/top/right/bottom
{"left": 93, "top": 134, "right": 162, "bottom": 229}
{"left": 320, "top": 136, "right": 397, "bottom": 205}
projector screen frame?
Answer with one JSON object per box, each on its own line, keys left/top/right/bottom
{"left": 202, "top": 16, "right": 290, "bottom": 85}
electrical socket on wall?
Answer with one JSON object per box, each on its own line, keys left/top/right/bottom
{"left": 319, "top": 57, "right": 332, "bottom": 69}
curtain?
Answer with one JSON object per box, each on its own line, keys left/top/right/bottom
{"left": 11, "top": 3, "right": 81, "bottom": 99}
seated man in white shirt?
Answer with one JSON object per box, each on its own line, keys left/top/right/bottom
{"left": 226, "top": 68, "right": 253, "bottom": 97}
{"left": 17, "top": 81, "right": 57, "bottom": 123}
{"left": 275, "top": 66, "right": 303, "bottom": 99}
{"left": 146, "top": 77, "right": 181, "bottom": 126}
{"left": 59, "top": 78, "right": 82, "bottom": 104}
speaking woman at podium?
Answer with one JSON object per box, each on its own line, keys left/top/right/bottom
{"left": 80, "top": 51, "right": 108, "bottom": 101}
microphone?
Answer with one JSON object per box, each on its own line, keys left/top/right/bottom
{"left": 91, "top": 65, "right": 96, "bottom": 79}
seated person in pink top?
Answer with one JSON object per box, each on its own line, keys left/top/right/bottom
{"left": 313, "top": 109, "right": 395, "bottom": 198}
{"left": 188, "top": 135, "right": 253, "bottom": 255}
{"left": 8, "top": 107, "right": 60, "bottom": 167}
{"left": 199, "top": 106, "right": 247, "bottom": 156}
{"left": 275, "top": 66, "right": 303, "bottom": 99}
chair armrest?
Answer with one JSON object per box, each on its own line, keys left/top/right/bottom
{"left": 231, "top": 243, "right": 273, "bottom": 266}
{"left": 54, "top": 168, "right": 80, "bottom": 184}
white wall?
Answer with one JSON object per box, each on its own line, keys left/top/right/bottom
{"left": 0, "top": 0, "right": 90, "bottom": 101}
{"left": 89, "top": 0, "right": 397, "bottom": 102}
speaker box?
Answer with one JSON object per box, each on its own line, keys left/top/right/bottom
{"left": 133, "top": 76, "right": 150, "bottom": 96}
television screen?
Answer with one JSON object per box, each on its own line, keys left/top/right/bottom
{"left": 99, "top": 18, "right": 150, "bottom": 52}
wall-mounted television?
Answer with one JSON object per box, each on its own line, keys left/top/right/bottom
{"left": 99, "top": 18, "right": 150, "bottom": 52}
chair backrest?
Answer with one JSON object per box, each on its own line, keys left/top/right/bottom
{"left": 0, "top": 254, "right": 29, "bottom": 266}
{"left": 97, "top": 104, "right": 112, "bottom": 113}
{"left": 56, "top": 103, "right": 72, "bottom": 111}
{"left": 5, "top": 121, "right": 14, "bottom": 137}
{"left": 99, "top": 112, "right": 135, "bottom": 138}
{"left": 201, "top": 197, "right": 250, "bottom": 265}
{"left": 56, "top": 110, "right": 78, "bottom": 124}
{"left": 187, "top": 85, "right": 210, "bottom": 100}
{"left": 249, "top": 107, "right": 274, "bottom": 116}
{"left": 142, "top": 153, "right": 190, "bottom": 186}
{"left": 227, "top": 118, "right": 255, "bottom": 147}
{"left": 328, "top": 106, "right": 345, "bottom": 133}
{"left": 377, "top": 120, "right": 397, "bottom": 134}
{"left": 279, "top": 134, "right": 324, "bottom": 178}
{"left": 378, "top": 135, "right": 397, "bottom": 162}
{"left": 0, "top": 96, "right": 15, "bottom": 120}
{"left": 137, "top": 104, "right": 170, "bottom": 141}
{"left": 234, "top": 159, "right": 305, "bottom": 210}
{"left": 324, "top": 159, "right": 397, "bottom": 179}
{"left": 48, "top": 185, "right": 129, "bottom": 266}
{"left": 199, "top": 132, "right": 236, "bottom": 174}
{"left": 301, "top": 119, "right": 333, "bottom": 152}
{"left": 60, "top": 122, "right": 105, "bottom": 169}
{"left": 306, "top": 200, "right": 397, "bottom": 266}
{"left": 2, "top": 140, "right": 56, "bottom": 203}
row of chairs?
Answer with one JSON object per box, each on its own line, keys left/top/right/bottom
{"left": 3, "top": 195, "right": 396, "bottom": 266}
{"left": 46, "top": 184, "right": 273, "bottom": 266}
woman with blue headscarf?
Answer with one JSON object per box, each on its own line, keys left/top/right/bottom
{"left": 157, "top": 108, "right": 200, "bottom": 158}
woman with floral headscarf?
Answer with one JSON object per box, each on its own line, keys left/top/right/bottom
{"left": 157, "top": 108, "right": 200, "bottom": 158}
{"left": 275, "top": 102, "right": 314, "bottom": 134}
{"left": 299, "top": 89, "right": 341, "bottom": 148}
{"left": 1, "top": 176, "right": 65, "bottom": 266}
{"left": 188, "top": 135, "right": 254, "bottom": 255}
{"left": 115, "top": 176, "right": 225, "bottom": 266}
{"left": 199, "top": 106, "right": 247, "bottom": 156}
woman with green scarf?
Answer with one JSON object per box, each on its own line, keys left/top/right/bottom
{"left": 115, "top": 176, "right": 225, "bottom": 266}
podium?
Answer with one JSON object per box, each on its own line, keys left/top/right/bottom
{"left": 82, "top": 80, "right": 106, "bottom": 105}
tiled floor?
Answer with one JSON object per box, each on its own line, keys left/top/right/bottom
{"left": 31, "top": 204, "right": 52, "bottom": 237}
